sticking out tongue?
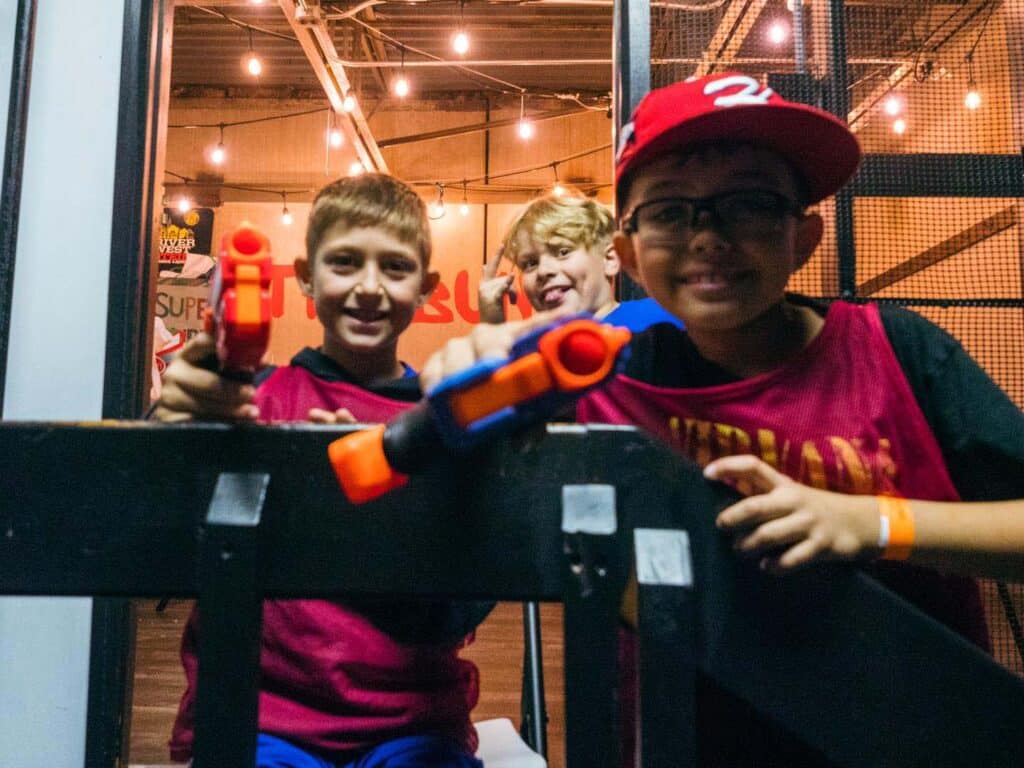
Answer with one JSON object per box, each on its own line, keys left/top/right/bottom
{"left": 543, "top": 287, "right": 568, "bottom": 307}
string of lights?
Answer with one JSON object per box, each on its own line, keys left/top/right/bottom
{"left": 164, "top": 138, "right": 612, "bottom": 221}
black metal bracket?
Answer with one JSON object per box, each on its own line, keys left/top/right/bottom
{"left": 194, "top": 472, "right": 269, "bottom": 768}
{"left": 636, "top": 529, "right": 699, "bottom": 768}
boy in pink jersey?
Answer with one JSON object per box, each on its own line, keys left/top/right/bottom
{"left": 154, "top": 174, "right": 488, "bottom": 768}
{"left": 422, "top": 74, "right": 1024, "bottom": 765}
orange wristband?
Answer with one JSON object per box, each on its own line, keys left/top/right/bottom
{"left": 877, "top": 496, "right": 915, "bottom": 560}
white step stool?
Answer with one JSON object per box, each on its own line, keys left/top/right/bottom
{"left": 475, "top": 718, "right": 547, "bottom": 768}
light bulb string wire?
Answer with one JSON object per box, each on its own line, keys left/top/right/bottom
{"left": 165, "top": 140, "right": 614, "bottom": 203}
{"left": 183, "top": 3, "right": 608, "bottom": 107}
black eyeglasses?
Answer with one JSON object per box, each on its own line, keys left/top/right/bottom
{"left": 622, "top": 190, "right": 804, "bottom": 238}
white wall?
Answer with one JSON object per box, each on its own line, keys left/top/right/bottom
{"left": 0, "top": 2, "right": 126, "bottom": 767}
{"left": 0, "top": 0, "right": 15, "bottom": 172}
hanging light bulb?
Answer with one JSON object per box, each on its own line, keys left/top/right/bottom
{"left": 393, "top": 46, "right": 410, "bottom": 98}
{"left": 452, "top": 1, "right": 469, "bottom": 55}
{"left": 348, "top": 160, "right": 364, "bottom": 176}
{"left": 459, "top": 182, "right": 470, "bottom": 216}
{"left": 327, "top": 110, "right": 343, "bottom": 148}
{"left": 517, "top": 92, "right": 533, "bottom": 140}
{"left": 429, "top": 184, "right": 446, "bottom": 220}
{"left": 244, "top": 29, "right": 262, "bottom": 77}
{"left": 280, "top": 193, "right": 293, "bottom": 226}
{"left": 892, "top": 117, "right": 907, "bottom": 135}
{"left": 342, "top": 92, "right": 357, "bottom": 113}
{"left": 550, "top": 163, "right": 565, "bottom": 196}
{"left": 964, "top": 85, "right": 982, "bottom": 110}
{"left": 964, "top": 55, "right": 981, "bottom": 110}
{"left": 210, "top": 124, "right": 227, "bottom": 165}
{"left": 767, "top": 21, "right": 789, "bottom": 45}
{"left": 883, "top": 95, "right": 902, "bottom": 116}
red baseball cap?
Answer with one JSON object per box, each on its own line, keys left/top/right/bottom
{"left": 615, "top": 73, "right": 861, "bottom": 207}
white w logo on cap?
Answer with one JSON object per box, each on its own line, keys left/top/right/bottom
{"left": 704, "top": 75, "right": 774, "bottom": 108}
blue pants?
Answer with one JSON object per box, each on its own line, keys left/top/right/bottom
{"left": 256, "top": 733, "right": 485, "bottom": 768}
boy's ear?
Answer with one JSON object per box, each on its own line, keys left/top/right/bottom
{"left": 602, "top": 240, "right": 621, "bottom": 280}
{"left": 293, "top": 256, "right": 314, "bottom": 297}
{"left": 794, "top": 212, "right": 824, "bottom": 271}
{"left": 612, "top": 231, "right": 640, "bottom": 282}
{"left": 418, "top": 270, "right": 441, "bottom": 305}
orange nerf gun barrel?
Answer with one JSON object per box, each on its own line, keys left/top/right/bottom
{"left": 328, "top": 317, "right": 631, "bottom": 504}
{"left": 203, "top": 224, "right": 273, "bottom": 381}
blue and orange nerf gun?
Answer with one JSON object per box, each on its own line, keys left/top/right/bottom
{"left": 328, "top": 317, "right": 631, "bottom": 503}
{"left": 202, "top": 223, "right": 273, "bottom": 381}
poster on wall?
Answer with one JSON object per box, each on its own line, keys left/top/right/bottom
{"left": 152, "top": 208, "right": 218, "bottom": 399}
{"left": 159, "top": 207, "right": 215, "bottom": 278}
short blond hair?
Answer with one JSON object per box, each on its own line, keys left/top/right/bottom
{"left": 306, "top": 173, "right": 432, "bottom": 266}
{"left": 502, "top": 195, "right": 615, "bottom": 266}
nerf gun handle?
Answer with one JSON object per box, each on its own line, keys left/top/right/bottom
{"left": 203, "top": 224, "right": 273, "bottom": 381}
{"left": 329, "top": 317, "right": 631, "bottom": 504}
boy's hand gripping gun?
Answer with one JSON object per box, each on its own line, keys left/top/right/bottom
{"left": 328, "top": 317, "right": 631, "bottom": 503}
{"left": 202, "top": 224, "right": 273, "bottom": 381}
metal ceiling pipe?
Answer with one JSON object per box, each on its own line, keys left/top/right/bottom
{"left": 334, "top": 57, "right": 612, "bottom": 68}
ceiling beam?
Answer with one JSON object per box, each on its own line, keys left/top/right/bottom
{"left": 695, "top": 0, "right": 770, "bottom": 78}
{"left": 357, "top": 4, "right": 390, "bottom": 94}
{"left": 377, "top": 107, "right": 585, "bottom": 148}
{"left": 278, "top": 0, "right": 387, "bottom": 172}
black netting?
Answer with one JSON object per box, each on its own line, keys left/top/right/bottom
{"left": 651, "top": 0, "right": 1024, "bottom": 674}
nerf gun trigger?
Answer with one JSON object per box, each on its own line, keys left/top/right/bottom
{"left": 327, "top": 424, "right": 409, "bottom": 504}
{"left": 203, "top": 224, "right": 273, "bottom": 380}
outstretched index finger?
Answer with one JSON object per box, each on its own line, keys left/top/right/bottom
{"left": 482, "top": 244, "right": 508, "bottom": 280}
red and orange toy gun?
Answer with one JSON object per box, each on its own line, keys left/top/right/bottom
{"left": 203, "top": 223, "right": 273, "bottom": 381}
{"left": 328, "top": 316, "right": 631, "bottom": 503}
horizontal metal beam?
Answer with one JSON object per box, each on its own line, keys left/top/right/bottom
{"left": 850, "top": 154, "right": 1024, "bottom": 198}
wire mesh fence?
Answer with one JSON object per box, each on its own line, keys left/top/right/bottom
{"left": 649, "top": 0, "right": 1024, "bottom": 674}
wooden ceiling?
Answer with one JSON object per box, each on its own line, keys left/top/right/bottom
{"left": 171, "top": 0, "right": 614, "bottom": 107}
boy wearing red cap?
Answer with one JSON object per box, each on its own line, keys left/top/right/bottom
{"left": 423, "top": 73, "right": 1024, "bottom": 765}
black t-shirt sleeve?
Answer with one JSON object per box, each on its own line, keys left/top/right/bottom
{"left": 878, "top": 304, "right": 1024, "bottom": 501}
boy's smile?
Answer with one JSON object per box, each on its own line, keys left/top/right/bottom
{"left": 297, "top": 223, "right": 438, "bottom": 368}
